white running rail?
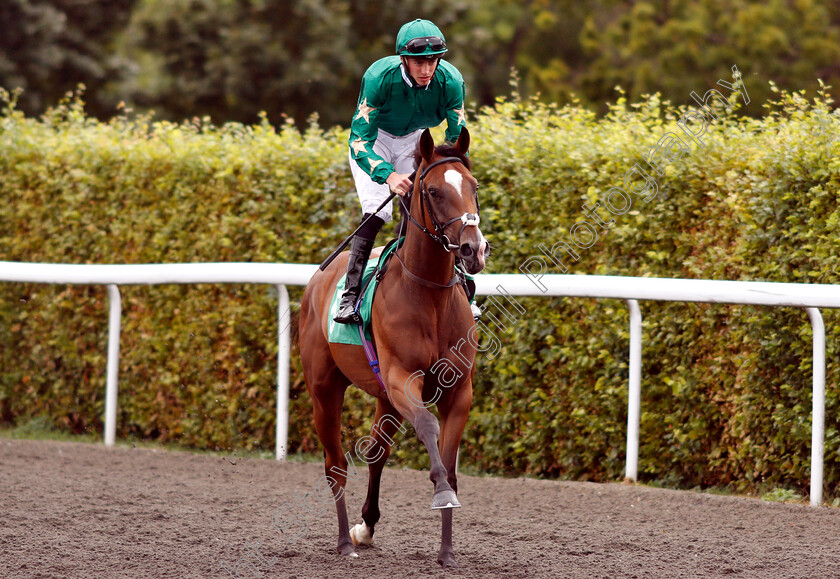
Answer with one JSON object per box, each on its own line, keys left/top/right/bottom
{"left": 1, "top": 262, "right": 835, "bottom": 506}
{"left": 1, "top": 262, "right": 317, "bottom": 464}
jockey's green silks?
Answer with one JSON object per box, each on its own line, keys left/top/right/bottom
{"left": 349, "top": 56, "right": 466, "bottom": 184}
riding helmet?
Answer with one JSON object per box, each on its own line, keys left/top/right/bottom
{"left": 395, "top": 19, "right": 448, "bottom": 58}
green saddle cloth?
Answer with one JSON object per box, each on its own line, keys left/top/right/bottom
{"left": 328, "top": 238, "right": 403, "bottom": 346}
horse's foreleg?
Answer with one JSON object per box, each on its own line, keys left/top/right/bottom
{"left": 385, "top": 369, "right": 458, "bottom": 510}
{"left": 438, "top": 384, "right": 472, "bottom": 494}
{"left": 414, "top": 411, "right": 460, "bottom": 508}
{"left": 310, "top": 384, "right": 357, "bottom": 557}
{"left": 435, "top": 384, "right": 473, "bottom": 569}
{"left": 350, "top": 399, "right": 405, "bottom": 547}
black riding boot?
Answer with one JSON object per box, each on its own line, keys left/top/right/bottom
{"left": 333, "top": 236, "right": 376, "bottom": 324}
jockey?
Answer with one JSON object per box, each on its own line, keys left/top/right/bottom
{"left": 334, "top": 18, "right": 476, "bottom": 324}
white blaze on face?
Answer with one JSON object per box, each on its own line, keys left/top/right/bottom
{"left": 444, "top": 169, "right": 463, "bottom": 198}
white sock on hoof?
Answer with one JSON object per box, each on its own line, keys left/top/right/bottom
{"left": 349, "top": 523, "right": 373, "bottom": 546}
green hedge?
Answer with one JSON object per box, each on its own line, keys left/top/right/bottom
{"left": 2, "top": 86, "right": 839, "bottom": 499}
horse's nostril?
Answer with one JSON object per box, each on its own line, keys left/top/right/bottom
{"left": 460, "top": 243, "right": 473, "bottom": 257}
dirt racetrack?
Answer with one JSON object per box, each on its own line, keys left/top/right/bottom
{"left": 2, "top": 438, "right": 840, "bottom": 579}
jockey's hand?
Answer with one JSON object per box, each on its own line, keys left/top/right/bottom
{"left": 386, "top": 172, "right": 413, "bottom": 197}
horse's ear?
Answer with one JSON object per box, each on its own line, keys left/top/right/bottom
{"left": 419, "top": 128, "right": 434, "bottom": 162}
{"left": 454, "top": 127, "right": 470, "bottom": 155}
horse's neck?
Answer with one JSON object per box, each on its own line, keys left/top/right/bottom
{"left": 398, "top": 194, "right": 456, "bottom": 287}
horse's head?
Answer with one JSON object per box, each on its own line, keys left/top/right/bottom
{"left": 411, "top": 127, "right": 489, "bottom": 274}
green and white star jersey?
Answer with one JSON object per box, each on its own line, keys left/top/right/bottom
{"left": 349, "top": 56, "right": 466, "bottom": 184}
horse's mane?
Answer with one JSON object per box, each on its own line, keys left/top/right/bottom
{"left": 414, "top": 144, "right": 471, "bottom": 171}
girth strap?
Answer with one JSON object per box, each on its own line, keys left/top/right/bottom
{"left": 358, "top": 325, "right": 386, "bottom": 392}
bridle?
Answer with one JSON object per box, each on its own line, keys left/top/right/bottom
{"left": 398, "top": 156, "right": 480, "bottom": 252}
{"left": 394, "top": 155, "right": 481, "bottom": 289}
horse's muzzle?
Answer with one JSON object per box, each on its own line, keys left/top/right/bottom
{"left": 458, "top": 232, "right": 489, "bottom": 274}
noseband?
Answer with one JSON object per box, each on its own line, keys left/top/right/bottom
{"left": 398, "top": 156, "right": 481, "bottom": 252}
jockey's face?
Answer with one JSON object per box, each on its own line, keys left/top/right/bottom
{"left": 402, "top": 56, "right": 439, "bottom": 86}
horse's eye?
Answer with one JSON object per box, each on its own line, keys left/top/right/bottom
{"left": 428, "top": 187, "right": 439, "bottom": 198}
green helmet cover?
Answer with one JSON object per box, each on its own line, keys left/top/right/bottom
{"left": 395, "top": 19, "right": 447, "bottom": 56}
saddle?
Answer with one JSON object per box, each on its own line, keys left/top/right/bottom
{"left": 327, "top": 235, "right": 474, "bottom": 391}
{"left": 327, "top": 237, "right": 404, "bottom": 346}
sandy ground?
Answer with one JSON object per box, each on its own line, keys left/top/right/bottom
{"left": 2, "top": 438, "right": 840, "bottom": 578}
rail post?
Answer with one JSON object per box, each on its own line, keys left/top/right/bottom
{"left": 276, "top": 284, "right": 291, "bottom": 461}
{"left": 104, "top": 284, "right": 122, "bottom": 447}
{"left": 625, "top": 299, "right": 642, "bottom": 482}
{"left": 806, "top": 307, "right": 825, "bottom": 506}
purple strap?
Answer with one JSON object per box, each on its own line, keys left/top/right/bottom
{"left": 358, "top": 325, "right": 387, "bottom": 392}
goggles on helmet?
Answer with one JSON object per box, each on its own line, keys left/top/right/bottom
{"left": 402, "top": 36, "right": 446, "bottom": 54}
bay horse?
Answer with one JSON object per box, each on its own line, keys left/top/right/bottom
{"left": 298, "top": 127, "right": 488, "bottom": 568}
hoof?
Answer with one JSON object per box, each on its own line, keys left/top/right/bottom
{"left": 431, "top": 489, "right": 461, "bottom": 510}
{"left": 349, "top": 523, "right": 373, "bottom": 546}
{"left": 338, "top": 543, "right": 358, "bottom": 558}
{"left": 438, "top": 553, "right": 458, "bottom": 568}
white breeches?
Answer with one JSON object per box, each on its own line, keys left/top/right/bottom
{"left": 348, "top": 128, "right": 423, "bottom": 222}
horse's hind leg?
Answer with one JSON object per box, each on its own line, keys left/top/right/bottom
{"left": 349, "top": 398, "right": 405, "bottom": 547}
